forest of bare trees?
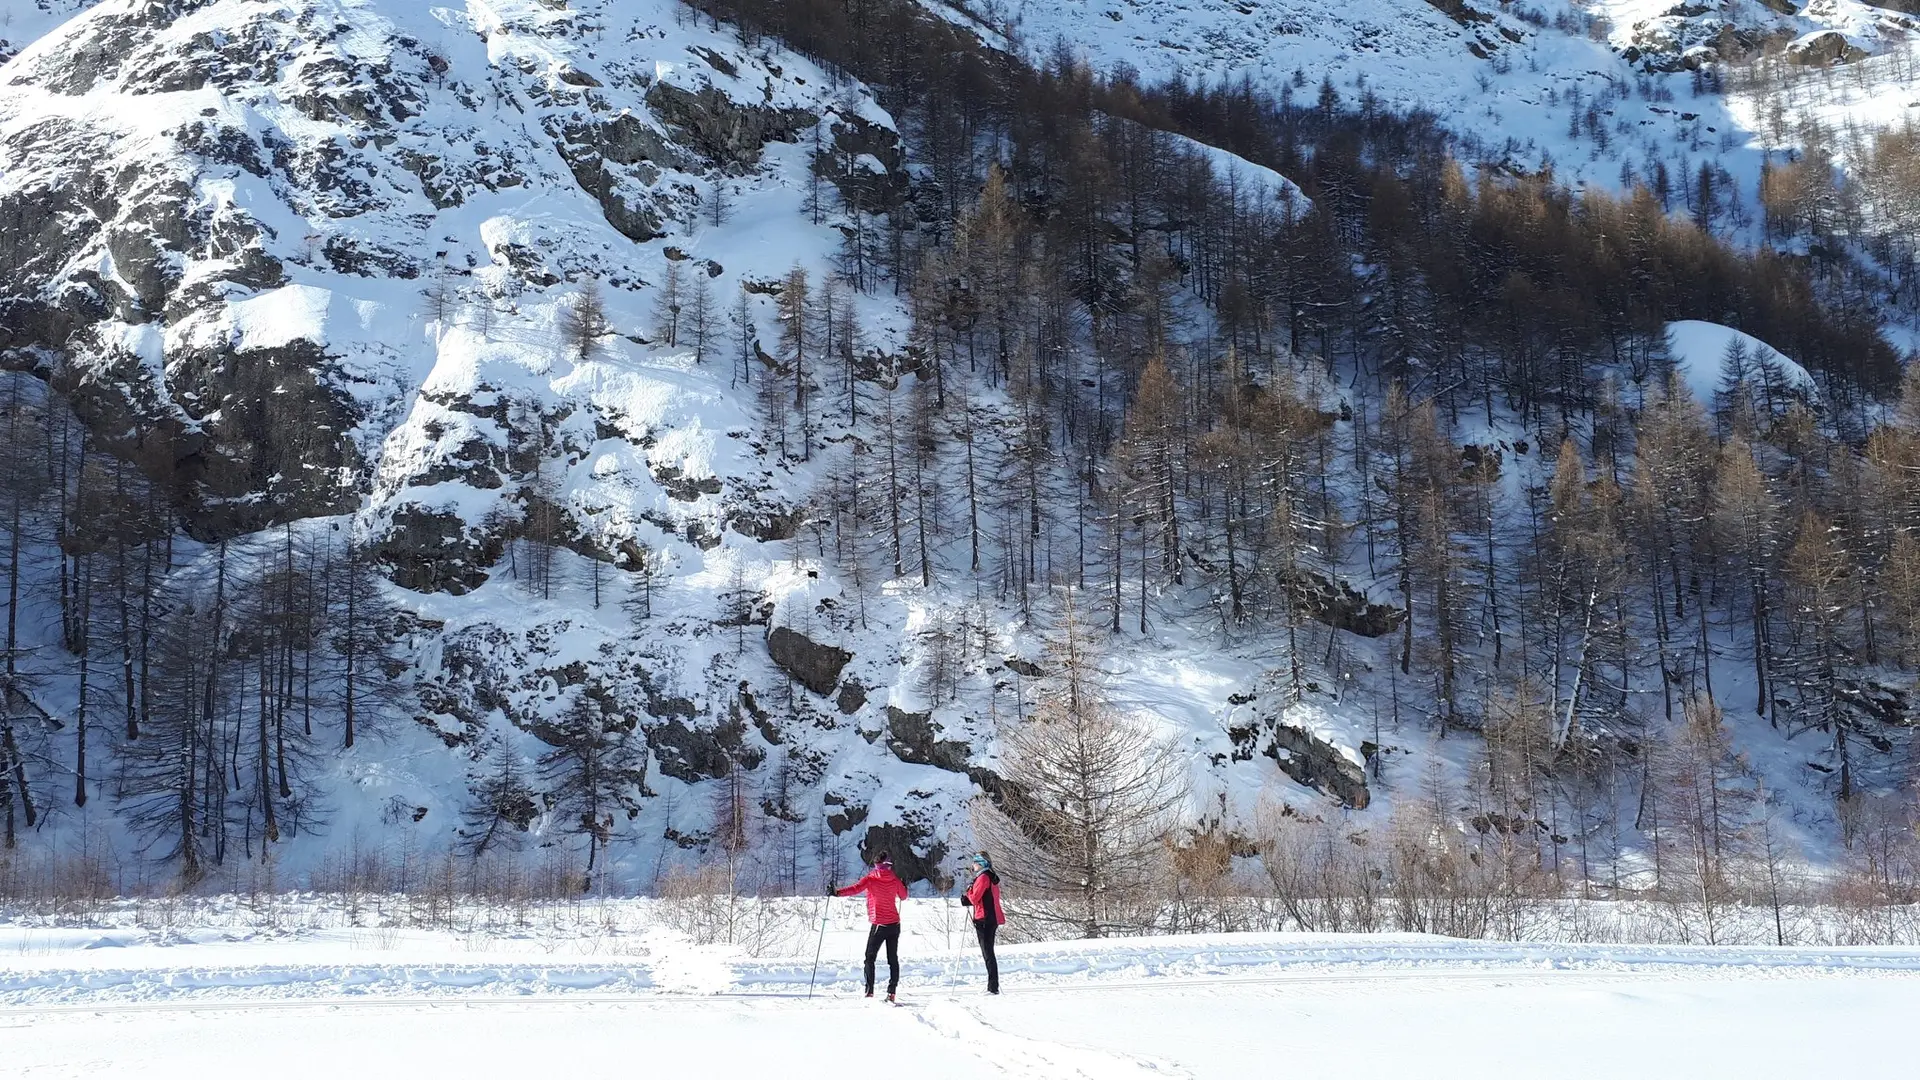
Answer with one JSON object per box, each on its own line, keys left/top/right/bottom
{"left": 1, "top": 369, "right": 413, "bottom": 875}
{"left": 678, "top": 0, "right": 1920, "bottom": 923}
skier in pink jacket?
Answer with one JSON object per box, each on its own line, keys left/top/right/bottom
{"left": 833, "top": 852, "right": 910, "bottom": 1000}
{"left": 961, "top": 851, "right": 1005, "bottom": 994}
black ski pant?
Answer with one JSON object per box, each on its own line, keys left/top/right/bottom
{"left": 864, "top": 922, "right": 901, "bottom": 995}
{"left": 973, "top": 918, "right": 999, "bottom": 993}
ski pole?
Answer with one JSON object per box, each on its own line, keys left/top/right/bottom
{"left": 807, "top": 895, "right": 830, "bottom": 999}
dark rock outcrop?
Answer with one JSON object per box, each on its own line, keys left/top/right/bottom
{"left": 725, "top": 497, "right": 802, "bottom": 541}
{"left": 653, "top": 462, "right": 723, "bottom": 501}
{"left": 836, "top": 681, "right": 868, "bottom": 715}
{"left": 643, "top": 81, "right": 813, "bottom": 170}
{"left": 647, "top": 715, "right": 762, "bottom": 783}
{"left": 815, "top": 109, "right": 909, "bottom": 211}
{"left": 1288, "top": 570, "right": 1405, "bottom": 638}
{"left": 1786, "top": 31, "right": 1868, "bottom": 67}
{"left": 1230, "top": 701, "right": 1371, "bottom": 809}
{"left": 824, "top": 790, "right": 869, "bottom": 835}
{"left": 884, "top": 706, "right": 973, "bottom": 773}
{"left": 858, "top": 822, "right": 948, "bottom": 889}
{"left": 767, "top": 626, "right": 851, "bottom": 696}
{"left": 1266, "top": 722, "right": 1370, "bottom": 809}
{"left": 1423, "top": 0, "right": 1492, "bottom": 26}
{"left": 376, "top": 505, "right": 504, "bottom": 595}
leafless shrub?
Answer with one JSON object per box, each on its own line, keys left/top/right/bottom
{"left": 657, "top": 862, "right": 740, "bottom": 946}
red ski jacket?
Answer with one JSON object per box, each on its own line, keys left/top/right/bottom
{"left": 965, "top": 871, "right": 1005, "bottom": 925}
{"left": 838, "top": 866, "right": 909, "bottom": 925}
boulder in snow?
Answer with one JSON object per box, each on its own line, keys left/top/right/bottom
{"left": 1786, "top": 30, "right": 1868, "bottom": 66}
{"left": 884, "top": 706, "right": 973, "bottom": 773}
{"left": 767, "top": 625, "right": 852, "bottom": 696}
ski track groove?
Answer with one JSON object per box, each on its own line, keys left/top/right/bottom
{"left": 897, "top": 998, "right": 1192, "bottom": 1080}
{"left": 6, "top": 957, "right": 1920, "bottom": 1017}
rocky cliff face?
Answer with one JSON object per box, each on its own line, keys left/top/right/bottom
{"left": 1609, "top": 0, "right": 1914, "bottom": 71}
{"left": 0, "top": 0, "right": 907, "bottom": 543}
{"left": 0, "top": 0, "right": 991, "bottom": 883}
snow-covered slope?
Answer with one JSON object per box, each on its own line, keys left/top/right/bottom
{"left": 0, "top": 0, "right": 93, "bottom": 62}
{"left": 0, "top": 0, "right": 901, "bottom": 534}
{"left": 1, "top": 0, "right": 1915, "bottom": 897}
{"left": 0, "top": 0, "right": 954, "bottom": 884}
{"left": 1668, "top": 319, "right": 1819, "bottom": 405}
{"left": 0, "top": 0, "right": 1355, "bottom": 891}
{"left": 1600, "top": 0, "right": 1914, "bottom": 69}
{"left": 930, "top": 0, "right": 1918, "bottom": 191}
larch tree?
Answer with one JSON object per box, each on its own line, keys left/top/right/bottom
{"left": 777, "top": 266, "right": 813, "bottom": 460}
{"left": 1633, "top": 373, "right": 1716, "bottom": 719}
{"left": 1115, "top": 353, "right": 1185, "bottom": 599}
{"left": 1711, "top": 438, "right": 1781, "bottom": 720}
{"left": 560, "top": 280, "right": 610, "bottom": 363}
{"left": 460, "top": 742, "right": 538, "bottom": 858}
{"left": 1780, "top": 512, "right": 1860, "bottom": 806}
{"left": 539, "top": 691, "right": 646, "bottom": 892}
{"left": 653, "top": 259, "right": 686, "bottom": 348}
{"left": 687, "top": 272, "right": 717, "bottom": 364}
{"left": 971, "top": 591, "right": 1189, "bottom": 937}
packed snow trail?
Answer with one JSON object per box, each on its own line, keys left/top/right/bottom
{"left": 7, "top": 932, "right": 1920, "bottom": 1009}
{"left": 5, "top": 960, "right": 1915, "bottom": 1079}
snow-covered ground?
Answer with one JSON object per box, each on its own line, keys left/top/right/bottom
{"left": 4, "top": 909, "right": 1916, "bottom": 1078}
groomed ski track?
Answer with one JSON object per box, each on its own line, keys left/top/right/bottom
{"left": 9, "top": 934, "right": 1918, "bottom": 1080}
{"left": 7, "top": 935, "right": 1920, "bottom": 1010}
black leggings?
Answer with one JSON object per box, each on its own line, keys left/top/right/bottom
{"left": 864, "top": 922, "right": 902, "bottom": 995}
{"left": 973, "top": 918, "right": 999, "bottom": 993}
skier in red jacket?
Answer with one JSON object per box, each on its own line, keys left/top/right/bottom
{"left": 832, "top": 852, "right": 910, "bottom": 1000}
{"left": 961, "top": 851, "right": 1005, "bottom": 994}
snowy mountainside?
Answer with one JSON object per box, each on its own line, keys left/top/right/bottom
{"left": 0, "top": 0, "right": 92, "bottom": 63}
{"left": 1601, "top": 0, "right": 1915, "bottom": 69}
{"left": 932, "top": 0, "right": 1919, "bottom": 191}
{"left": 1, "top": 0, "right": 1916, "bottom": 900}
{"left": 0, "top": 0, "right": 1362, "bottom": 889}
{"left": 0, "top": 0, "right": 960, "bottom": 884}
{"left": 0, "top": 0, "right": 899, "bottom": 538}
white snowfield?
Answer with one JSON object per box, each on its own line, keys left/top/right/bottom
{"left": 4, "top": 918, "right": 1917, "bottom": 1078}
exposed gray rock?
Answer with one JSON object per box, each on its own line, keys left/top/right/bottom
{"left": 1229, "top": 697, "right": 1371, "bottom": 809}
{"left": 644, "top": 80, "right": 813, "bottom": 170}
{"left": 725, "top": 496, "right": 802, "bottom": 541}
{"left": 646, "top": 714, "right": 762, "bottom": 783}
{"left": 654, "top": 462, "right": 723, "bottom": 501}
{"left": 858, "top": 822, "right": 948, "bottom": 889}
{"left": 1266, "top": 721, "right": 1370, "bottom": 809}
{"left": 1786, "top": 31, "right": 1869, "bottom": 67}
{"left": 1288, "top": 570, "right": 1405, "bottom": 638}
{"left": 767, "top": 625, "right": 851, "bottom": 696}
{"left": 376, "top": 505, "right": 504, "bottom": 594}
{"left": 816, "top": 109, "right": 909, "bottom": 211}
{"left": 1422, "top": 0, "right": 1492, "bottom": 27}
{"left": 836, "top": 681, "right": 868, "bottom": 715}
{"left": 550, "top": 113, "right": 670, "bottom": 242}
{"left": 824, "top": 790, "right": 868, "bottom": 835}
{"left": 884, "top": 707, "right": 973, "bottom": 773}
